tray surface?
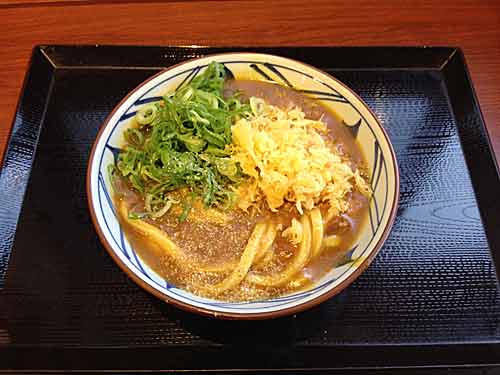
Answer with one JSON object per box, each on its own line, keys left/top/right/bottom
{"left": 0, "top": 46, "right": 499, "bottom": 371}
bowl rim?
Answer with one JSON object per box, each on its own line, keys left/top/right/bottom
{"left": 86, "top": 52, "right": 400, "bottom": 320}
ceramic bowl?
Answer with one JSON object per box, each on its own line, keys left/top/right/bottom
{"left": 87, "top": 53, "right": 399, "bottom": 319}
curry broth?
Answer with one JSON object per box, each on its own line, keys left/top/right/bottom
{"left": 113, "top": 79, "right": 369, "bottom": 301}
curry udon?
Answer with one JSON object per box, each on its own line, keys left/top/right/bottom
{"left": 110, "top": 62, "right": 370, "bottom": 301}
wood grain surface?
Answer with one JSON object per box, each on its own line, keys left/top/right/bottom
{"left": 1, "top": 0, "right": 499, "bottom": 163}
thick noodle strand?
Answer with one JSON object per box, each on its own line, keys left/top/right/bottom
{"left": 309, "top": 208, "right": 324, "bottom": 258}
{"left": 247, "top": 215, "right": 312, "bottom": 287}
{"left": 252, "top": 248, "right": 274, "bottom": 270}
{"left": 209, "top": 223, "right": 266, "bottom": 293}
{"left": 118, "top": 200, "right": 180, "bottom": 258}
{"left": 253, "top": 223, "right": 277, "bottom": 265}
{"left": 287, "top": 274, "right": 312, "bottom": 290}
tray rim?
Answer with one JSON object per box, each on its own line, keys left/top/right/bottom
{"left": 40, "top": 44, "right": 459, "bottom": 70}
{"left": 440, "top": 48, "right": 500, "bottom": 277}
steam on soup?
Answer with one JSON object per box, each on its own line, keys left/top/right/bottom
{"left": 110, "top": 62, "right": 371, "bottom": 302}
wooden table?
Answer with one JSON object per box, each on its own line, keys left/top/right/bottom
{"left": 1, "top": 0, "right": 499, "bottom": 164}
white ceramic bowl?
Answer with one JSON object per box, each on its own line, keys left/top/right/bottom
{"left": 87, "top": 53, "right": 399, "bottom": 319}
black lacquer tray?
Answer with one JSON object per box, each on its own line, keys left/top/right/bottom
{"left": 0, "top": 46, "right": 499, "bottom": 373}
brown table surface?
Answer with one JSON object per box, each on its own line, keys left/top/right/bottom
{"left": 1, "top": 0, "right": 499, "bottom": 165}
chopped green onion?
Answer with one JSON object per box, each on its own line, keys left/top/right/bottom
{"left": 179, "top": 199, "right": 193, "bottom": 222}
{"left": 107, "top": 164, "right": 118, "bottom": 192}
{"left": 113, "top": 62, "right": 250, "bottom": 220}
{"left": 177, "top": 133, "right": 207, "bottom": 153}
{"left": 136, "top": 104, "right": 157, "bottom": 126}
{"left": 215, "top": 158, "right": 238, "bottom": 178}
{"left": 150, "top": 200, "right": 173, "bottom": 218}
{"left": 205, "top": 145, "right": 229, "bottom": 156}
{"left": 128, "top": 211, "right": 149, "bottom": 220}
{"left": 250, "top": 97, "right": 265, "bottom": 116}
{"left": 124, "top": 128, "right": 144, "bottom": 146}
